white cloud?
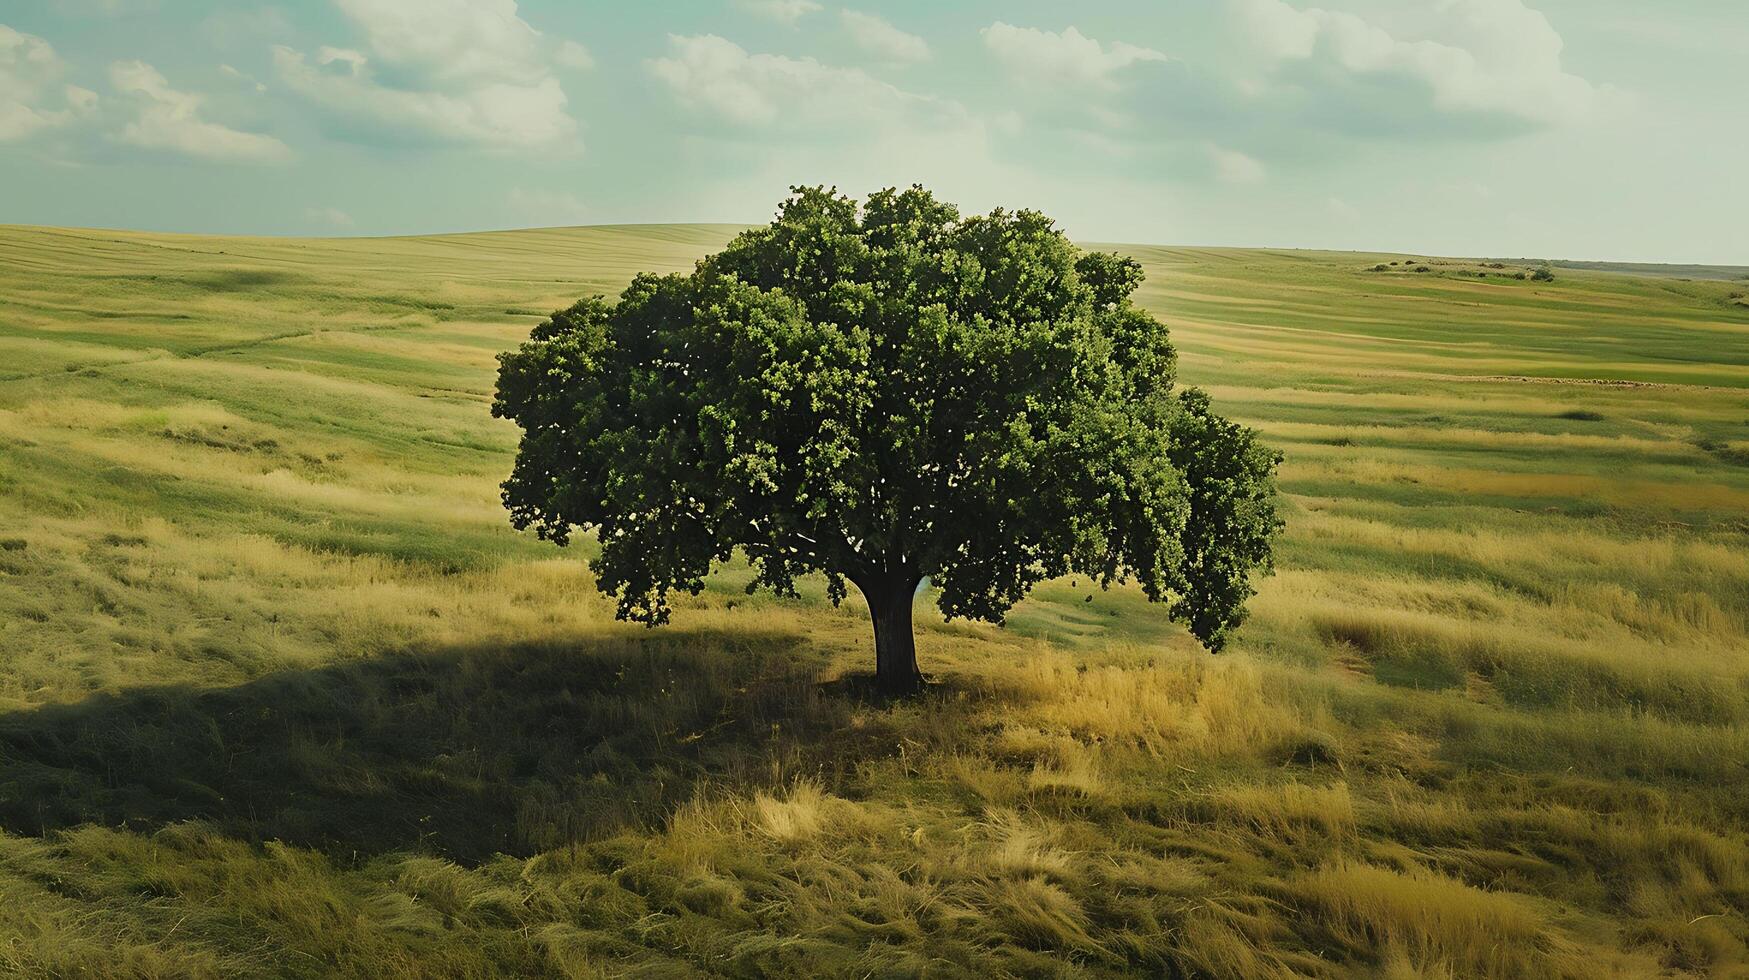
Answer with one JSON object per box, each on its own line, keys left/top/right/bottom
{"left": 218, "top": 63, "right": 268, "bottom": 93}
{"left": 315, "top": 46, "right": 367, "bottom": 73}
{"left": 1231, "top": 0, "right": 1597, "bottom": 126}
{"left": 275, "top": 47, "right": 573, "bottom": 148}
{"left": 1237, "top": 0, "right": 1319, "bottom": 59}
{"left": 647, "top": 34, "right": 962, "bottom": 130}
{"left": 555, "top": 40, "right": 593, "bottom": 71}
{"left": 275, "top": 0, "right": 582, "bottom": 150}
{"left": 109, "top": 60, "right": 288, "bottom": 161}
{"left": 303, "top": 205, "right": 356, "bottom": 228}
{"left": 65, "top": 85, "right": 98, "bottom": 112}
{"left": 1208, "top": 144, "right": 1265, "bottom": 183}
{"left": 332, "top": 0, "right": 545, "bottom": 84}
{"left": 734, "top": 0, "right": 820, "bottom": 26}
{"left": 0, "top": 25, "right": 96, "bottom": 141}
{"left": 981, "top": 23, "right": 1168, "bottom": 91}
{"left": 841, "top": 10, "right": 929, "bottom": 63}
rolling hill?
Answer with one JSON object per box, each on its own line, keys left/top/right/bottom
{"left": 1, "top": 223, "right": 1746, "bottom": 977}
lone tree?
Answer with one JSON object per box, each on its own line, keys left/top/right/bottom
{"left": 493, "top": 186, "right": 1281, "bottom": 695}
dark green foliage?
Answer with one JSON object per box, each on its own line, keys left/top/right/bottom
{"left": 1531, "top": 265, "right": 1556, "bottom": 282}
{"left": 1165, "top": 389, "right": 1283, "bottom": 651}
{"left": 494, "top": 186, "right": 1281, "bottom": 676}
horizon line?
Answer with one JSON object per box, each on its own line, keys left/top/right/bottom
{"left": 3, "top": 221, "right": 1745, "bottom": 273}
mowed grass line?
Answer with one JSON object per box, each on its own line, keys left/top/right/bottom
{"left": 0, "top": 225, "right": 1746, "bottom": 977}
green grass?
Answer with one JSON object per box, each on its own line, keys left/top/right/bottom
{"left": 1, "top": 225, "right": 1747, "bottom": 977}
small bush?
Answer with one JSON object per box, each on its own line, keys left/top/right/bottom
{"left": 1531, "top": 266, "right": 1555, "bottom": 282}
{"left": 0, "top": 538, "right": 26, "bottom": 551}
{"left": 1697, "top": 438, "right": 1749, "bottom": 466}
{"left": 1415, "top": 266, "right": 1431, "bottom": 273}
{"left": 1557, "top": 410, "right": 1605, "bottom": 422}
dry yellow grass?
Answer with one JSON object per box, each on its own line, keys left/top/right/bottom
{"left": 0, "top": 225, "right": 1745, "bottom": 975}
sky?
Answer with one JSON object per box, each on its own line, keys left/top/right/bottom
{"left": 2, "top": 0, "right": 1745, "bottom": 263}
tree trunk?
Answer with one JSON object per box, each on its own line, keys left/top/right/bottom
{"left": 863, "top": 575, "right": 923, "bottom": 696}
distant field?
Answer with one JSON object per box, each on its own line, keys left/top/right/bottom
{"left": 1524, "top": 259, "right": 1749, "bottom": 283}
{"left": 1, "top": 224, "right": 1746, "bottom": 977}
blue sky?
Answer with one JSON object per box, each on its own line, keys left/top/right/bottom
{"left": 2, "top": 0, "right": 1744, "bottom": 262}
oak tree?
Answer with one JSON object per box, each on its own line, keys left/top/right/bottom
{"left": 493, "top": 186, "right": 1281, "bottom": 694}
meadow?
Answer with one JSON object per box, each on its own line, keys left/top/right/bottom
{"left": 0, "top": 222, "right": 1745, "bottom": 977}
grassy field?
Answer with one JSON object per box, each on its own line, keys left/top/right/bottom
{"left": 0, "top": 223, "right": 1746, "bottom": 978}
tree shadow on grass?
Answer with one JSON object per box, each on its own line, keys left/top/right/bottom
{"left": 0, "top": 627, "right": 905, "bottom": 863}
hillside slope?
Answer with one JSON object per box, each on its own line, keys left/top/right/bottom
{"left": 1, "top": 224, "right": 1746, "bottom": 977}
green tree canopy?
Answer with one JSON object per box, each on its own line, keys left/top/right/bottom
{"left": 493, "top": 186, "right": 1281, "bottom": 693}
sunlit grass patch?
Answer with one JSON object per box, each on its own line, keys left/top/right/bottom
{"left": 991, "top": 650, "right": 1321, "bottom": 760}
{"left": 1285, "top": 862, "right": 1585, "bottom": 978}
